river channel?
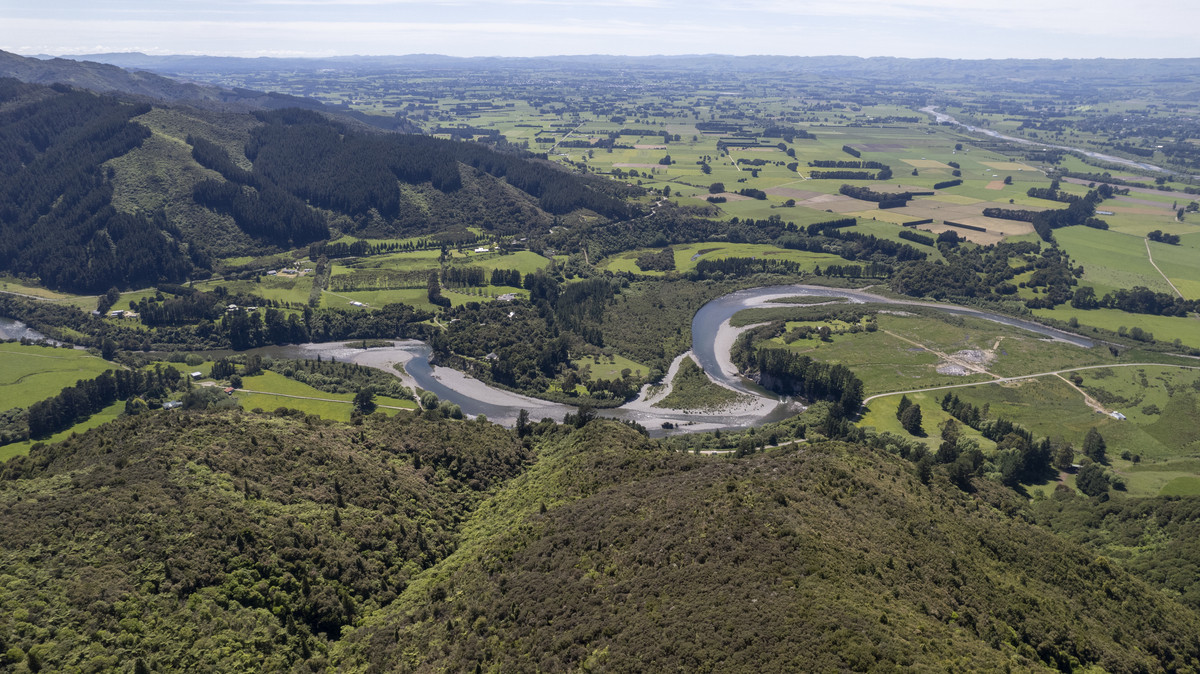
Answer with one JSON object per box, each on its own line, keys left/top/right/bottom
{"left": 225, "top": 285, "right": 1093, "bottom": 436}
{"left": 922, "top": 106, "right": 1178, "bottom": 176}
{"left": 5, "top": 286, "right": 1093, "bottom": 436}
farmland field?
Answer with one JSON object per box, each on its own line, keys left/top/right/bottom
{"left": 0, "top": 343, "right": 116, "bottom": 409}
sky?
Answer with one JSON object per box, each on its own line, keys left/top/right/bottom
{"left": 1, "top": 0, "right": 1198, "bottom": 60}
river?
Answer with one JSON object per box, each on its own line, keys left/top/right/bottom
{"left": 0, "top": 317, "right": 52, "bottom": 342}
{"left": 921, "top": 106, "right": 1177, "bottom": 176}
{"left": 226, "top": 285, "right": 1092, "bottom": 436}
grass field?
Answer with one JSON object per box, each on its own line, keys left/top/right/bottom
{"left": 1146, "top": 232, "right": 1200, "bottom": 299}
{"left": 235, "top": 370, "right": 415, "bottom": 421}
{"left": 1033, "top": 307, "right": 1200, "bottom": 349}
{"left": 859, "top": 390, "right": 996, "bottom": 452}
{"left": 572, "top": 353, "right": 646, "bottom": 380}
{"left": 0, "top": 400, "right": 125, "bottom": 462}
{"left": 1053, "top": 227, "right": 1175, "bottom": 297}
{"left": 758, "top": 310, "right": 1111, "bottom": 395}
{"left": 600, "top": 241, "right": 846, "bottom": 276}
{"left": 919, "top": 367, "right": 1200, "bottom": 497}
{"left": 0, "top": 343, "right": 116, "bottom": 410}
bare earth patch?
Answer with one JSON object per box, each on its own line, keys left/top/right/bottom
{"left": 982, "top": 161, "right": 1038, "bottom": 171}
{"left": 764, "top": 187, "right": 823, "bottom": 200}
{"left": 801, "top": 195, "right": 873, "bottom": 213}
{"left": 985, "top": 180, "right": 1006, "bottom": 190}
{"left": 923, "top": 224, "right": 1006, "bottom": 245}
{"left": 1113, "top": 196, "right": 1173, "bottom": 210}
{"left": 903, "top": 159, "right": 952, "bottom": 169}
{"left": 633, "top": 144, "right": 667, "bottom": 150}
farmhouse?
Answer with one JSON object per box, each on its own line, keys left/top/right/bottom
{"left": 189, "top": 371, "right": 203, "bottom": 379}
{"left": 162, "top": 401, "right": 182, "bottom": 410}
{"left": 1110, "top": 411, "right": 1127, "bottom": 421}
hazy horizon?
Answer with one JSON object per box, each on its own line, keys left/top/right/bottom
{"left": 3, "top": 1, "right": 1198, "bottom": 61}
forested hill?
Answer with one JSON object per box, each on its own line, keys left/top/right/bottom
{"left": 0, "top": 49, "right": 419, "bottom": 132}
{"left": 3, "top": 411, "right": 1199, "bottom": 671}
{"left": 0, "top": 81, "right": 635, "bottom": 293}
{"left": 0, "top": 79, "right": 194, "bottom": 292}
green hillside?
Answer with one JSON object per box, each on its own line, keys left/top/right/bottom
{"left": 3, "top": 412, "right": 1199, "bottom": 672}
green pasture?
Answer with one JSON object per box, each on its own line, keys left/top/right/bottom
{"left": 0, "top": 343, "right": 116, "bottom": 410}
{"left": 859, "top": 389, "right": 996, "bottom": 452}
{"left": 1146, "top": 233, "right": 1200, "bottom": 299}
{"left": 235, "top": 370, "right": 415, "bottom": 421}
{"left": 0, "top": 400, "right": 125, "bottom": 462}
{"left": 571, "top": 353, "right": 647, "bottom": 380}
{"left": 1033, "top": 307, "right": 1200, "bottom": 349}
{"left": 936, "top": 366, "right": 1200, "bottom": 497}
{"left": 600, "top": 241, "right": 845, "bottom": 276}
{"left": 0, "top": 276, "right": 81, "bottom": 301}
{"left": 768, "top": 321, "right": 980, "bottom": 395}
{"left": 766, "top": 311, "right": 1108, "bottom": 395}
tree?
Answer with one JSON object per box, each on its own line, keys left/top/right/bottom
{"left": 900, "top": 403, "right": 923, "bottom": 436}
{"left": 419, "top": 390, "right": 439, "bottom": 410}
{"left": 1054, "top": 442, "right": 1075, "bottom": 471}
{"left": 1076, "top": 463, "right": 1109, "bottom": 497}
{"left": 916, "top": 455, "right": 934, "bottom": 484}
{"left": 516, "top": 408, "right": 531, "bottom": 437}
{"left": 939, "top": 418, "right": 960, "bottom": 445}
{"left": 708, "top": 182, "right": 725, "bottom": 194}
{"left": 947, "top": 457, "right": 974, "bottom": 491}
{"left": 97, "top": 286, "right": 121, "bottom": 313}
{"left": 1083, "top": 427, "right": 1106, "bottom": 463}
{"left": 935, "top": 440, "right": 959, "bottom": 465}
{"left": 1003, "top": 175, "right": 1013, "bottom": 185}
{"left": 954, "top": 143, "right": 963, "bottom": 151}
{"left": 896, "top": 395, "right": 912, "bottom": 420}
{"left": 354, "top": 387, "right": 376, "bottom": 415}
{"left": 101, "top": 338, "right": 118, "bottom": 361}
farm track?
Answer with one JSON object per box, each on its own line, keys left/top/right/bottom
{"left": 860, "top": 362, "right": 1200, "bottom": 408}
{"left": 1144, "top": 237, "right": 1185, "bottom": 300}
{"left": 880, "top": 328, "right": 1000, "bottom": 380}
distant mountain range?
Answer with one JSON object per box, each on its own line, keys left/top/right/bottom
{"left": 50, "top": 51, "right": 1200, "bottom": 84}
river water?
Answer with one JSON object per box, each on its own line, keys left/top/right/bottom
{"left": 922, "top": 106, "right": 1176, "bottom": 175}
{"left": 0, "top": 317, "right": 49, "bottom": 341}
{"left": 222, "top": 285, "right": 1092, "bottom": 435}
